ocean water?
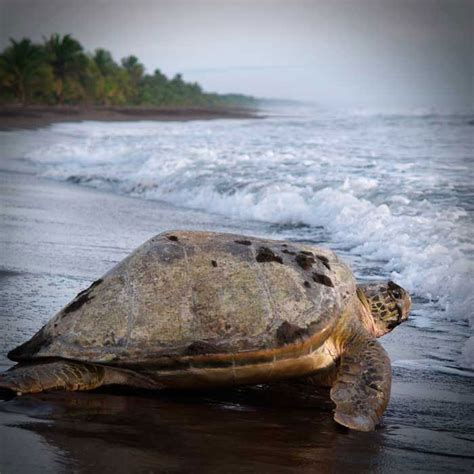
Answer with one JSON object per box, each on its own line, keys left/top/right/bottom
{"left": 1, "top": 107, "right": 473, "bottom": 369}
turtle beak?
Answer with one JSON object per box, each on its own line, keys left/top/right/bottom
{"left": 397, "top": 293, "right": 411, "bottom": 323}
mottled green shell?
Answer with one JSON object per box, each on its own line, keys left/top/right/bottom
{"left": 10, "top": 231, "right": 356, "bottom": 365}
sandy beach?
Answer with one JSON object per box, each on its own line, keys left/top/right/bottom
{"left": 0, "top": 165, "right": 472, "bottom": 472}
{"left": 0, "top": 105, "right": 261, "bottom": 130}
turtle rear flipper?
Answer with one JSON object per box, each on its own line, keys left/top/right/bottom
{"left": 0, "top": 360, "right": 157, "bottom": 395}
{"left": 330, "top": 338, "right": 391, "bottom": 431}
{"left": 0, "top": 361, "right": 108, "bottom": 395}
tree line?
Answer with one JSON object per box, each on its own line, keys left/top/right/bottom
{"left": 0, "top": 35, "right": 256, "bottom": 108}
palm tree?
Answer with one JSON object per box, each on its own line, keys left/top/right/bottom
{"left": 44, "top": 34, "right": 85, "bottom": 104}
{"left": 121, "top": 55, "right": 144, "bottom": 103}
{"left": 0, "top": 38, "right": 44, "bottom": 104}
{"left": 92, "top": 49, "right": 124, "bottom": 105}
{"left": 121, "top": 55, "right": 144, "bottom": 81}
{"left": 93, "top": 48, "right": 118, "bottom": 77}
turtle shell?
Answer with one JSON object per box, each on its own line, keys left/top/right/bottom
{"left": 9, "top": 231, "right": 356, "bottom": 367}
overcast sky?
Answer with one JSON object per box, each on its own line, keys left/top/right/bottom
{"left": 1, "top": 0, "right": 472, "bottom": 108}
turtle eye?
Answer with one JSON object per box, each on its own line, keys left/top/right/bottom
{"left": 388, "top": 281, "right": 403, "bottom": 300}
{"left": 391, "top": 288, "right": 401, "bottom": 299}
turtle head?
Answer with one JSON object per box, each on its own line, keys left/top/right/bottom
{"left": 357, "top": 281, "right": 411, "bottom": 337}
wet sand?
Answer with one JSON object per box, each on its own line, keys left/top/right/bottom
{"left": 0, "top": 170, "right": 473, "bottom": 473}
{"left": 0, "top": 105, "right": 261, "bottom": 130}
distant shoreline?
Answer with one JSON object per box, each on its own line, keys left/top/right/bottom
{"left": 0, "top": 105, "right": 262, "bottom": 130}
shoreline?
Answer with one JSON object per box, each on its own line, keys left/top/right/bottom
{"left": 0, "top": 104, "right": 262, "bottom": 130}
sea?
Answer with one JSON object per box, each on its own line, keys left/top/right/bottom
{"left": 2, "top": 106, "right": 473, "bottom": 368}
{"left": 0, "top": 106, "right": 473, "bottom": 472}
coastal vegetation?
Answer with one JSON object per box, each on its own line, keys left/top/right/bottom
{"left": 0, "top": 35, "right": 256, "bottom": 108}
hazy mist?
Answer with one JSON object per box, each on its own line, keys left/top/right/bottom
{"left": 1, "top": 0, "right": 472, "bottom": 108}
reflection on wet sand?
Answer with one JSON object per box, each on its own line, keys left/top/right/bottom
{"left": 2, "top": 375, "right": 474, "bottom": 473}
{"left": 1, "top": 384, "right": 387, "bottom": 473}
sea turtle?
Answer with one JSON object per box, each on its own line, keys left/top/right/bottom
{"left": 0, "top": 231, "right": 411, "bottom": 431}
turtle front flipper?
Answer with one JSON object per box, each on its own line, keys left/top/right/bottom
{"left": 0, "top": 361, "right": 108, "bottom": 395}
{"left": 330, "top": 338, "right": 391, "bottom": 431}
